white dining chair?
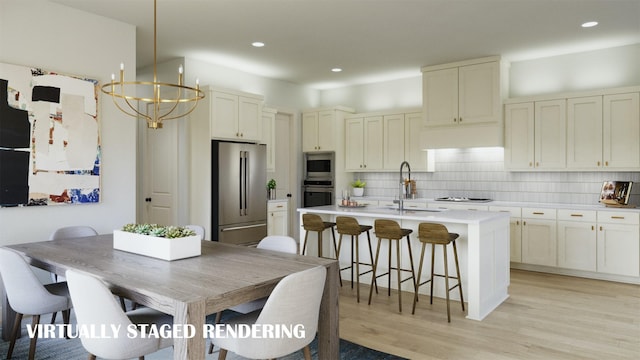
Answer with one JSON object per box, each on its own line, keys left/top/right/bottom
{"left": 185, "top": 224, "right": 205, "bottom": 240}
{"left": 211, "top": 266, "right": 327, "bottom": 360}
{"left": 0, "top": 248, "right": 73, "bottom": 360}
{"left": 65, "top": 269, "right": 174, "bottom": 360}
{"left": 208, "top": 235, "right": 298, "bottom": 354}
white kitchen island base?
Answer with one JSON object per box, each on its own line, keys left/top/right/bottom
{"left": 298, "top": 205, "right": 511, "bottom": 321}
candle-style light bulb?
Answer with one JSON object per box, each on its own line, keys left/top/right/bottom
{"left": 179, "top": 65, "right": 183, "bottom": 74}
{"left": 120, "top": 63, "right": 124, "bottom": 70}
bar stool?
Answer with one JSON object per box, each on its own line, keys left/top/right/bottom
{"left": 368, "top": 219, "right": 417, "bottom": 312}
{"left": 302, "top": 213, "right": 340, "bottom": 285}
{"left": 335, "top": 216, "right": 378, "bottom": 302}
{"left": 412, "top": 222, "right": 465, "bottom": 322}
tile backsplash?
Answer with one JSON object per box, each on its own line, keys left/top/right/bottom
{"left": 352, "top": 147, "right": 640, "bottom": 206}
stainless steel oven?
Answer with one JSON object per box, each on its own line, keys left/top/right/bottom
{"left": 303, "top": 180, "right": 334, "bottom": 207}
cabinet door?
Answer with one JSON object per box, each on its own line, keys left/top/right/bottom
{"left": 567, "top": 96, "right": 602, "bottom": 169}
{"left": 603, "top": 92, "right": 640, "bottom": 169}
{"left": 504, "top": 102, "right": 534, "bottom": 170}
{"left": 302, "top": 112, "right": 319, "bottom": 152}
{"left": 458, "top": 61, "right": 500, "bottom": 125}
{"left": 345, "top": 117, "right": 364, "bottom": 171}
{"left": 535, "top": 99, "right": 566, "bottom": 169}
{"left": 383, "top": 114, "right": 405, "bottom": 170}
{"left": 557, "top": 221, "right": 597, "bottom": 271}
{"left": 238, "top": 96, "right": 261, "bottom": 141}
{"left": 211, "top": 91, "right": 239, "bottom": 140}
{"left": 423, "top": 67, "right": 458, "bottom": 126}
{"left": 522, "top": 218, "right": 557, "bottom": 266}
{"left": 317, "top": 110, "right": 336, "bottom": 151}
{"left": 404, "top": 112, "right": 431, "bottom": 172}
{"left": 363, "top": 116, "right": 384, "bottom": 170}
{"left": 597, "top": 223, "right": 640, "bottom": 277}
{"left": 268, "top": 210, "right": 288, "bottom": 236}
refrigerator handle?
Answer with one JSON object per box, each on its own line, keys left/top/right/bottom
{"left": 239, "top": 151, "right": 245, "bottom": 216}
{"left": 244, "top": 150, "right": 249, "bottom": 216}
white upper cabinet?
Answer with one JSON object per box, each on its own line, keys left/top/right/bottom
{"left": 603, "top": 92, "right": 640, "bottom": 169}
{"left": 345, "top": 116, "right": 383, "bottom": 171}
{"left": 204, "top": 88, "right": 263, "bottom": 142}
{"left": 567, "top": 96, "right": 603, "bottom": 169}
{"left": 302, "top": 108, "right": 353, "bottom": 152}
{"left": 261, "top": 107, "right": 277, "bottom": 172}
{"left": 504, "top": 99, "right": 566, "bottom": 170}
{"left": 506, "top": 88, "right": 640, "bottom": 171}
{"left": 383, "top": 114, "right": 405, "bottom": 171}
{"left": 535, "top": 99, "right": 566, "bottom": 169}
{"left": 504, "top": 102, "right": 534, "bottom": 170}
{"left": 422, "top": 56, "right": 506, "bottom": 148}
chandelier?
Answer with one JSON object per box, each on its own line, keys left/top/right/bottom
{"left": 101, "top": 0, "right": 204, "bottom": 129}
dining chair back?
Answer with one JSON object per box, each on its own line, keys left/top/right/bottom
{"left": 65, "top": 269, "right": 173, "bottom": 360}
{"left": 48, "top": 226, "right": 98, "bottom": 240}
{"left": 208, "top": 235, "right": 298, "bottom": 354}
{"left": 0, "top": 248, "right": 72, "bottom": 360}
{"left": 211, "top": 266, "right": 327, "bottom": 360}
{"left": 257, "top": 235, "right": 298, "bottom": 253}
{"left": 185, "top": 224, "right": 205, "bottom": 240}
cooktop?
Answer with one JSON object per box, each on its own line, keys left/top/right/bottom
{"left": 435, "top": 197, "right": 493, "bottom": 203}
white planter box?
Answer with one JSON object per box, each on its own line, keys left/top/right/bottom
{"left": 113, "top": 230, "right": 201, "bottom": 261}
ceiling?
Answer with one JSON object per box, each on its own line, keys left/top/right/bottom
{"left": 52, "top": 0, "right": 640, "bottom": 90}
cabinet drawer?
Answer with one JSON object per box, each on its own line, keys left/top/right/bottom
{"left": 268, "top": 201, "right": 287, "bottom": 212}
{"left": 557, "top": 209, "right": 597, "bottom": 222}
{"left": 489, "top": 206, "right": 521, "bottom": 217}
{"left": 522, "top": 208, "right": 557, "bottom": 220}
{"left": 597, "top": 211, "right": 640, "bottom": 225}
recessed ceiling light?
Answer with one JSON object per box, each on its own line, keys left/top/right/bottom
{"left": 581, "top": 21, "right": 598, "bottom": 28}
{"left": 331, "top": 68, "right": 342, "bottom": 73}
{"left": 251, "top": 42, "right": 265, "bottom": 47}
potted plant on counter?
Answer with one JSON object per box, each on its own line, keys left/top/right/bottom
{"left": 351, "top": 179, "right": 366, "bottom": 197}
{"left": 267, "top": 179, "right": 277, "bottom": 200}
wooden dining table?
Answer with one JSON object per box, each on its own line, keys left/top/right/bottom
{"left": 2, "top": 234, "right": 339, "bottom": 360}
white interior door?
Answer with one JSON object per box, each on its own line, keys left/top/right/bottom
{"left": 143, "top": 115, "right": 178, "bottom": 226}
{"left": 272, "top": 111, "right": 295, "bottom": 235}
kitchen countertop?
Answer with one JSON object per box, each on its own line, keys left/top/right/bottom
{"left": 298, "top": 204, "right": 509, "bottom": 224}
{"left": 346, "top": 197, "right": 640, "bottom": 213}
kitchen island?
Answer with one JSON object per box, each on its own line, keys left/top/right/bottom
{"left": 298, "top": 205, "right": 511, "bottom": 320}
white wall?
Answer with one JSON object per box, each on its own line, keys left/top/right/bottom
{"left": 509, "top": 44, "right": 640, "bottom": 97}
{"left": 320, "top": 76, "right": 422, "bottom": 113}
{"left": 0, "top": 0, "right": 137, "bottom": 245}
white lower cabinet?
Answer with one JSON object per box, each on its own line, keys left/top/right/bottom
{"left": 267, "top": 201, "right": 288, "bottom": 236}
{"left": 490, "top": 206, "right": 522, "bottom": 263}
{"left": 557, "top": 210, "right": 597, "bottom": 271}
{"left": 521, "top": 208, "right": 557, "bottom": 267}
{"left": 596, "top": 211, "right": 640, "bottom": 277}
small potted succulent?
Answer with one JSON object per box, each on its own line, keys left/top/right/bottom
{"left": 267, "top": 179, "right": 277, "bottom": 200}
{"left": 351, "top": 179, "right": 366, "bottom": 197}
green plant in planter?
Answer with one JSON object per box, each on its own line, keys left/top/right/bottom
{"left": 121, "top": 223, "right": 195, "bottom": 238}
{"left": 351, "top": 179, "right": 366, "bottom": 188}
{"left": 267, "top": 179, "right": 277, "bottom": 190}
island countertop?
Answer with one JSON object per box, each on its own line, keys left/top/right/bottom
{"left": 297, "top": 205, "right": 510, "bottom": 224}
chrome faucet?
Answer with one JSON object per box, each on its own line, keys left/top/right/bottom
{"left": 398, "top": 161, "right": 411, "bottom": 211}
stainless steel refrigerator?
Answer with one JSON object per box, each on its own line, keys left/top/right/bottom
{"left": 211, "top": 140, "right": 267, "bottom": 246}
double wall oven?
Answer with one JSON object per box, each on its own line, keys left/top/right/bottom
{"left": 303, "top": 152, "right": 334, "bottom": 207}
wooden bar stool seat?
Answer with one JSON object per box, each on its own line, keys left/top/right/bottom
{"left": 412, "top": 222, "right": 465, "bottom": 322}
{"left": 335, "top": 216, "right": 378, "bottom": 302}
{"left": 368, "top": 219, "right": 417, "bottom": 313}
{"left": 301, "top": 213, "right": 341, "bottom": 285}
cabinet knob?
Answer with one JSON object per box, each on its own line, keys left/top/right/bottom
{"left": 605, "top": 161, "right": 609, "bottom": 166}
{"left": 592, "top": 225, "right": 595, "bottom": 231}
{"left": 597, "top": 161, "right": 601, "bottom": 166}
{"left": 536, "top": 162, "right": 539, "bottom": 167}
{"left": 459, "top": 117, "right": 462, "bottom": 122}
{"left": 453, "top": 118, "right": 457, "bottom": 123}
{"left": 529, "top": 162, "right": 533, "bottom": 167}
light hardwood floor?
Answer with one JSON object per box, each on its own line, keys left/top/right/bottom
{"left": 339, "top": 269, "right": 640, "bottom": 359}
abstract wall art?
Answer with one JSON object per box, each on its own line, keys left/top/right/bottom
{"left": 0, "top": 62, "right": 100, "bottom": 207}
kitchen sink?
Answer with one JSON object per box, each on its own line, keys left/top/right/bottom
{"left": 377, "top": 206, "right": 448, "bottom": 213}
{"left": 435, "top": 197, "right": 493, "bottom": 203}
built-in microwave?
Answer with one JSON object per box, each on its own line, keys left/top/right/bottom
{"left": 304, "top": 152, "right": 334, "bottom": 180}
